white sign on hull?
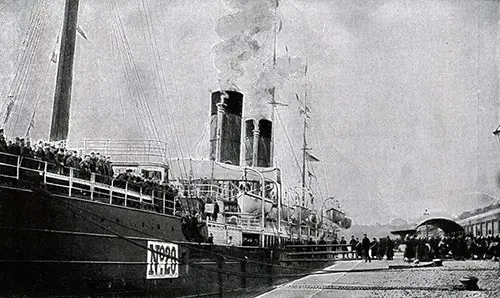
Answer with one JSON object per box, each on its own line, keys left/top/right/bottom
{"left": 146, "top": 241, "right": 179, "bottom": 279}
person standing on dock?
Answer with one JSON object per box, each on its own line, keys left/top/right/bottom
{"left": 370, "top": 237, "right": 379, "bottom": 260}
{"left": 362, "top": 234, "right": 371, "bottom": 263}
{"left": 340, "top": 236, "right": 348, "bottom": 259}
{"left": 386, "top": 236, "right": 394, "bottom": 260}
{"left": 349, "top": 236, "right": 358, "bottom": 259}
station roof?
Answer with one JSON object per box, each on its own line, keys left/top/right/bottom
{"left": 415, "top": 217, "right": 464, "bottom": 233}
{"left": 390, "top": 229, "right": 416, "bottom": 237}
{"left": 390, "top": 217, "right": 464, "bottom": 237}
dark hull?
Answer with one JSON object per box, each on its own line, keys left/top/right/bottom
{"left": 0, "top": 185, "right": 332, "bottom": 297}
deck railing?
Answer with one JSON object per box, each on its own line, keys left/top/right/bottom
{"left": 0, "top": 152, "right": 175, "bottom": 215}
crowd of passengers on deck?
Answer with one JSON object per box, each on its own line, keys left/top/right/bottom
{"left": 0, "top": 130, "right": 177, "bottom": 195}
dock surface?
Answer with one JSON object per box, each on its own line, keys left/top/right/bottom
{"left": 256, "top": 255, "right": 500, "bottom": 298}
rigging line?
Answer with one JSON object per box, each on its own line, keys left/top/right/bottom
{"left": 157, "top": 1, "right": 192, "bottom": 166}
{"left": 116, "top": 16, "right": 162, "bottom": 144}
{"left": 147, "top": 0, "right": 191, "bottom": 179}
{"left": 143, "top": 0, "right": 189, "bottom": 177}
{"left": 106, "top": 0, "right": 143, "bottom": 135}
{"left": 137, "top": 0, "right": 167, "bottom": 140}
{"left": 7, "top": 0, "right": 50, "bottom": 134}
{"left": 313, "top": 118, "right": 330, "bottom": 196}
{"left": 116, "top": 36, "right": 159, "bottom": 141}
{"left": 0, "top": 0, "right": 45, "bottom": 106}
{"left": 1, "top": 0, "right": 48, "bottom": 124}
{"left": 138, "top": 0, "right": 180, "bottom": 174}
{"left": 190, "top": 123, "right": 209, "bottom": 157}
{"left": 108, "top": 1, "right": 144, "bottom": 133}
{"left": 10, "top": 0, "right": 50, "bottom": 107}
{"left": 107, "top": 13, "right": 126, "bottom": 120}
{"left": 7, "top": 0, "right": 47, "bottom": 98}
{"left": 24, "top": 47, "right": 54, "bottom": 137}
{"left": 109, "top": 0, "right": 155, "bottom": 139}
{"left": 109, "top": 0, "right": 184, "bottom": 179}
{"left": 275, "top": 109, "right": 301, "bottom": 170}
{"left": 110, "top": 0, "right": 159, "bottom": 141}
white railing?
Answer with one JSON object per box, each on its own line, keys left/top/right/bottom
{"left": 80, "top": 139, "right": 168, "bottom": 165}
{"left": 0, "top": 152, "right": 175, "bottom": 215}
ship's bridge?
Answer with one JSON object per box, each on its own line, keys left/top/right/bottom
{"left": 75, "top": 139, "right": 169, "bottom": 182}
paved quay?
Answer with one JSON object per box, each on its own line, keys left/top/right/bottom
{"left": 256, "top": 255, "right": 500, "bottom": 298}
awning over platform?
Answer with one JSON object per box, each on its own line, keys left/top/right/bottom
{"left": 390, "top": 217, "right": 464, "bottom": 237}
{"left": 390, "top": 229, "right": 416, "bottom": 238}
{"left": 415, "top": 217, "right": 464, "bottom": 233}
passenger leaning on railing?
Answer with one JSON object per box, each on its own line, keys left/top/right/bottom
{"left": 65, "top": 151, "right": 79, "bottom": 169}
{"left": 79, "top": 155, "right": 92, "bottom": 179}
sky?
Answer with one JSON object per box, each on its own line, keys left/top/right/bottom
{"left": 0, "top": 0, "right": 499, "bottom": 225}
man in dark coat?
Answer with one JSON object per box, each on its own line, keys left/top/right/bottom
{"left": 89, "top": 152, "right": 97, "bottom": 172}
{"left": 54, "top": 149, "right": 66, "bottom": 174}
{"left": 340, "top": 236, "right": 348, "bottom": 259}
{"left": 0, "top": 129, "right": 8, "bottom": 153}
{"left": 212, "top": 201, "right": 220, "bottom": 221}
{"left": 378, "top": 237, "right": 386, "bottom": 260}
{"left": 65, "top": 151, "right": 79, "bottom": 169}
{"left": 79, "top": 155, "right": 92, "bottom": 179}
{"left": 349, "top": 236, "right": 358, "bottom": 259}
{"left": 355, "top": 238, "right": 363, "bottom": 259}
{"left": 105, "top": 156, "right": 114, "bottom": 177}
{"left": 8, "top": 137, "right": 21, "bottom": 155}
{"left": 362, "top": 234, "right": 371, "bottom": 262}
{"left": 386, "top": 236, "right": 394, "bottom": 260}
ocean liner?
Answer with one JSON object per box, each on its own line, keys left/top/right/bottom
{"left": 0, "top": 0, "right": 351, "bottom": 296}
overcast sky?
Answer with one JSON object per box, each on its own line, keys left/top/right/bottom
{"left": 0, "top": 0, "right": 499, "bottom": 224}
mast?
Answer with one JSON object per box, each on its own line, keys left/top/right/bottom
{"left": 299, "top": 65, "right": 308, "bottom": 239}
{"left": 49, "top": 0, "right": 80, "bottom": 141}
{"left": 269, "top": 0, "right": 279, "bottom": 167}
{"left": 301, "top": 72, "right": 308, "bottom": 207}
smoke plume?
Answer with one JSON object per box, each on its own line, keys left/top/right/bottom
{"left": 213, "top": 0, "right": 277, "bottom": 90}
{"left": 253, "top": 55, "right": 305, "bottom": 103}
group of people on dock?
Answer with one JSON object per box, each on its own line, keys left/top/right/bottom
{"left": 286, "top": 234, "right": 395, "bottom": 261}
{"left": 356, "top": 234, "right": 395, "bottom": 262}
{"left": 403, "top": 234, "right": 500, "bottom": 262}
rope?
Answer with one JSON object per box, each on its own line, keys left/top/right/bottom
{"left": 276, "top": 109, "right": 301, "bottom": 170}
{"left": 109, "top": 0, "right": 160, "bottom": 141}
{"left": 0, "top": 0, "right": 45, "bottom": 113}
{"left": 2, "top": 0, "right": 49, "bottom": 133}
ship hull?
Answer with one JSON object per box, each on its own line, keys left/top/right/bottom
{"left": 0, "top": 185, "right": 333, "bottom": 297}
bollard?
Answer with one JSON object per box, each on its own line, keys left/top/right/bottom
{"left": 459, "top": 276, "right": 479, "bottom": 290}
{"left": 432, "top": 259, "right": 442, "bottom": 266}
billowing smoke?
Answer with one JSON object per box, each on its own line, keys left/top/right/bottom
{"left": 252, "top": 55, "right": 305, "bottom": 103}
{"left": 213, "top": 0, "right": 277, "bottom": 90}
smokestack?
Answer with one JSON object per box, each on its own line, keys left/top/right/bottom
{"left": 210, "top": 91, "right": 243, "bottom": 165}
{"left": 243, "top": 117, "right": 273, "bottom": 167}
